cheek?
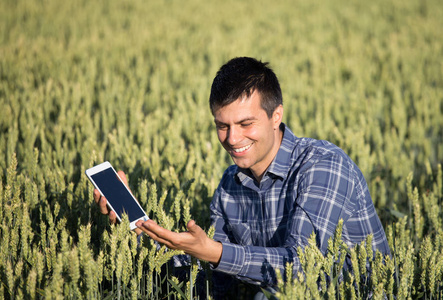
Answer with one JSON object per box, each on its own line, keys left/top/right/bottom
{"left": 217, "top": 130, "right": 226, "bottom": 143}
{"left": 244, "top": 127, "right": 259, "bottom": 140}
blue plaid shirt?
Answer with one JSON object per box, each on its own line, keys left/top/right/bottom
{"left": 210, "top": 123, "right": 390, "bottom": 291}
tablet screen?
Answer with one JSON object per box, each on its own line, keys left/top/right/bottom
{"left": 91, "top": 168, "right": 146, "bottom": 222}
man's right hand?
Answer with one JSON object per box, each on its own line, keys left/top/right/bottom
{"left": 93, "top": 171, "right": 142, "bottom": 235}
{"left": 93, "top": 188, "right": 118, "bottom": 224}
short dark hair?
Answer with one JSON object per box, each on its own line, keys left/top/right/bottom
{"left": 209, "top": 57, "right": 283, "bottom": 118}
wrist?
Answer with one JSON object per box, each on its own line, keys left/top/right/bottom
{"left": 199, "top": 239, "right": 222, "bottom": 265}
{"left": 210, "top": 240, "right": 223, "bottom": 265}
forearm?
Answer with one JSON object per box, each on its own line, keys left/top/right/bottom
{"left": 213, "top": 241, "right": 300, "bottom": 286}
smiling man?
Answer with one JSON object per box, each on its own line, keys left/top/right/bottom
{"left": 95, "top": 57, "right": 391, "bottom": 299}
{"left": 213, "top": 89, "right": 283, "bottom": 182}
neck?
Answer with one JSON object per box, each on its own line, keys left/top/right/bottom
{"left": 251, "top": 127, "right": 284, "bottom": 183}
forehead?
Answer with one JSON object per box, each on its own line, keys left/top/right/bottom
{"left": 213, "top": 91, "right": 267, "bottom": 123}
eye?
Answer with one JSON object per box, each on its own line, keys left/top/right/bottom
{"left": 241, "top": 122, "right": 252, "bottom": 127}
{"left": 216, "top": 124, "right": 228, "bottom": 130}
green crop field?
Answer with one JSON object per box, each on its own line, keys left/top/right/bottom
{"left": 0, "top": 0, "right": 442, "bottom": 298}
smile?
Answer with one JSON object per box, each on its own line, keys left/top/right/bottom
{"left": 232, "top": 143, "right": 252, "bottom": 153}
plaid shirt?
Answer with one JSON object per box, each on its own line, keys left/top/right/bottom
{"left": 210, "top": 123, "right": 390, "bottom": 292}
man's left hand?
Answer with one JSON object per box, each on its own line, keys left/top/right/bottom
{"left": 136, "top": 219, "right": 222, "bottom": 265}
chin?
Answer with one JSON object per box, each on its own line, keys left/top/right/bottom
{"left": 232, "top": 158, "right": 252, "bottom": 169}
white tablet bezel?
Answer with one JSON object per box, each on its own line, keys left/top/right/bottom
{"left": 85, "top": 161, "right": 149, "bottom": 230}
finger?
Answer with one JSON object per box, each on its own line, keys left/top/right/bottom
{"left": 117, "top": 171, "right": 134, "bottom": 196}
{"left": 136, "top": 221, "right": 174, "bottom": 247}
{"left": 142, "top": 220, "right": 177, "bottom": 239}
{"left": 134, "top": 228, "right": 142, "bottom": 236}
{"left": 186, "top": 220, "right": 206, "bottom": 239}
{"left": 186, "top": 220, "right": 198, "bottom": 233}
{"left": 142, "top": 229, "right": 176, "bottom": 248}
{"left": 94, "top": 189, "right": 108, "bottom": 213}
{"left": 109, "top": 210, "right": 117, "bottom": 224}
{"left": 93, "top": 189, "right": 101, "bottom": 204}
{"left": 117, "top": 171, "right": 128, "bottom": 186}
{"left": 137, "top": 220, "right": 180, "bottom": 247}
{"left": 98, "top": 195, "right": 110, "bottom": 215}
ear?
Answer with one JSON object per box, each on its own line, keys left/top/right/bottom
{"left": 272, "top": 105, "right": 283, "bottom": 129}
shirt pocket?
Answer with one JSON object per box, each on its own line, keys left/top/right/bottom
{"left": 227, "top": 222, "right": 252, "bottom": 246}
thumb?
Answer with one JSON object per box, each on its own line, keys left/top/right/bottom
{"left": 117, "top": 171, "right": 128, "bottom": 186}
{"left": 186, "top": 220, "right": 199, "bottom": 233}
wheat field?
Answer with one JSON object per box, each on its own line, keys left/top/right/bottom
{"left": 0, "top": 0, "right": 442, "bottom": 298}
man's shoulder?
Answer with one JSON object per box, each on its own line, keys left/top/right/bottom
{"left": 281, "top": 124, "right": 347, "bottom": 162}
{"left": 292, "top": 136, "right": 348, "bottom": 162}
{"left": 291, "top": 136, "right": 365, "bottom": 184}
{"left": 288, "top": 135, "right": 362, "bottom": 179}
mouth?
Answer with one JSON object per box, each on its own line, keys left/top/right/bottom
{"left": 231, "top": 143, "right": 253, "bottom": 154}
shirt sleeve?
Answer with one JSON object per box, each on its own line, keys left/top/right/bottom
{"left": 210, "top": 153, "right": 361, "bottom": 287}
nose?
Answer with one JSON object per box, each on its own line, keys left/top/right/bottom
{"left": 227, "top": 126, "right": 241, "bottom": 145}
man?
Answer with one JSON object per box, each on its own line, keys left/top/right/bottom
{"left": 95, "top": 57, "right": 390, "bottom": 298}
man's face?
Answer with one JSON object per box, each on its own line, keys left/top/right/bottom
{"left": 213, "top": 90, "right": 283, "bottom": 181}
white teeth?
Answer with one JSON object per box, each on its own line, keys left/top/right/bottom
{"left": 233, "top": 144, "right": 252, "bottom": 153}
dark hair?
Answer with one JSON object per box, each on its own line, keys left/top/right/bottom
{"left": 209, "top": 57, "right": 283, "bottom": 118}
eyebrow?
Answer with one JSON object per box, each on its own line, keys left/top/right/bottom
{"left": 214, "top": 116, "right": 257, "bottom": 126}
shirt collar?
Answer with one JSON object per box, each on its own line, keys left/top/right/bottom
{"left": 235, "top": 123, "right": 296, "bottom": 183}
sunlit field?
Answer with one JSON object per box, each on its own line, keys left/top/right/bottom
{"left": 0, "top": 0, "right": 442, "bottom": 298}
